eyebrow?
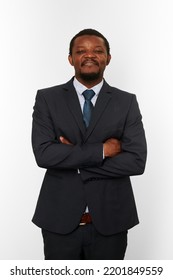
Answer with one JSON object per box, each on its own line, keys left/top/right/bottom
{"left": 76, "top": 45, "right": 104, "bottom": 48}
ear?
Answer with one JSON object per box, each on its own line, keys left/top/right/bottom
{"left": 68, "top": 55, "right": 74, "bottom": 66}
{"left": 106, "top": 54, "right": 111, "bottom": 65}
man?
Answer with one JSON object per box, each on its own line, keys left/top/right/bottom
{"left": 32, "top": 28, "right": 147, "bottom": 260}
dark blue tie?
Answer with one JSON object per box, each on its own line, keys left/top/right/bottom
{"left": 82, "top": 89, "right": 95, "bottom": 127}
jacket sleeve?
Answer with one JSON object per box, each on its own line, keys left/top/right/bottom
{"left": 80, "top": 95, "right": 147, "bottom": 181}
{"left": 31, "top": 90, "right": 103, "bottom": 169}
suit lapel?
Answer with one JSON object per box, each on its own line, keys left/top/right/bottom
{"left": 63, "top": 79, "right": 86, "bottom": 135}
{"left": 63, "top": 79, "right": 112, "bottom": 140}
{"left": 84, "top": 82, "right": 112, "bottom": 141}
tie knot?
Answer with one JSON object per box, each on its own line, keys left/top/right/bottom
{"left": 82, "top": 89, "right": 95, "bottom": 101}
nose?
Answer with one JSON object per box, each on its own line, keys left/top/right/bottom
{"left": 84, "top": 50, "right": 96, "bottom": 58}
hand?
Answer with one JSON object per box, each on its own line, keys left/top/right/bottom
{"left": 103, "top": 138, "right": 121, "bottom": 158}
{"left": 59, "top": 136, "right": 73, "bottom": 145}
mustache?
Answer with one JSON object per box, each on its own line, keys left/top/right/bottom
{"left": 81, "top": 59, "right": 99, "bottom": 66}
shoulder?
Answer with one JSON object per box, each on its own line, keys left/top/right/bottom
{"left": 36, "top": 78, "right": 74, "bottom": 99}
{"left": 103, "top": 81, "right": 136, "bottom": 101}
{"left": 109, "top": 85, "right": 134, "bottom": 98}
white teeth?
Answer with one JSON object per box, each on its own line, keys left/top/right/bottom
{"left": 84, "top": 62, "right": 94, "bottom": 65}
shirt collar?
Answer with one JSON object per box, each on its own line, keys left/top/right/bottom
{"left": 73, "top": 77, "right": 104, "bottom": 96}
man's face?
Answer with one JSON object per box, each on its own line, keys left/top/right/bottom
{"left": 68, "top": 35, "right": 111, "bottom": 84}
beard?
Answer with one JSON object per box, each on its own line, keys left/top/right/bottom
{"left": 79, "top": 71, "right": 101, "bottom": 81}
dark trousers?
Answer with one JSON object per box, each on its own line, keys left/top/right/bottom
{"left": 42, "top": 224, "right": 127, "bottom": 260}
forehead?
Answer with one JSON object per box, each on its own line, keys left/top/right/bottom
{"left": 73, "top": 35, "right": 106, "bottom": 49}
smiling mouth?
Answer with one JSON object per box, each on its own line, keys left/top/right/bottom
{"left": 82, "top": 60, "right": 99, "bottom": 66}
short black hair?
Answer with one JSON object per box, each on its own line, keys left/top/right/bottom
{"left": 69, "top": 28, "right": 110, "bottom": 55}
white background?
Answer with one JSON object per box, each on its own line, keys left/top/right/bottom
{"left": 0, "top": 0, "right": 173, "bottom": 260}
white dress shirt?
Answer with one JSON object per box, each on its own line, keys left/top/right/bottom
{"left": 73, "top": 77, "right": 103, "bottom": 108}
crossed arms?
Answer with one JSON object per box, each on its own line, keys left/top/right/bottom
{"left": 60, "top": 136, "right": 121, "bottom": 158}
{"left": 32, "top": 91, "right": 147, "bottom": 180}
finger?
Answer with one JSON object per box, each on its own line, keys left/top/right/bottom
{"left": 60, "top": 136, "right": 69, "bottom": 144}
{"left": 60, "top": 136, "right": 72, "bottom": 145}
{"left": 59, "top": 136, "right": 65, "bottom": 143}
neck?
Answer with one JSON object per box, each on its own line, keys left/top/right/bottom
{"left": 76, "top": 78, "right": 103, "bottom": 88}
{"left": 75, "top": 75, "right": 103, "bottom": 88}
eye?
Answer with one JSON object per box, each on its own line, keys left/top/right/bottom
{"left": 76, "top": 50, "right": 85, "bottom": 54}
{"left": 94, "top": 49, "right": 104, "bottom": 54}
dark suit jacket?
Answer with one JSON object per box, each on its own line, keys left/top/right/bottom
{"left": 32, "top": 78, "right": 147, "bottom": 235}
